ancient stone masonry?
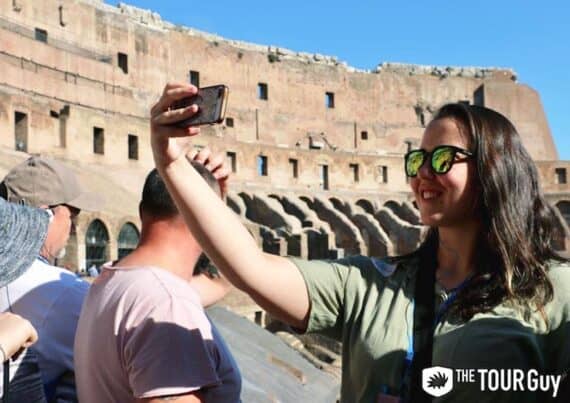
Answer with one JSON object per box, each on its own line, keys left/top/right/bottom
{"left": 0, "top": 0, "right": 568, "bottom": 314}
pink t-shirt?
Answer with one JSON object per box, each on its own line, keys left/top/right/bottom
{"left": 74, "top": 263, "right": 241, "bottom": 402}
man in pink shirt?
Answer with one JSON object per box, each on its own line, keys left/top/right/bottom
{"left": 74, "top": 150, "right": 241, "bottom": 402}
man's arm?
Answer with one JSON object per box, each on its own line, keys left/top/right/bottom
{"left": 190, "top": 273, "right": 232, "bottom": 308}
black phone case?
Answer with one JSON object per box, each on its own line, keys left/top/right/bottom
{"left": 171, "top": 85, "right": 228, "bottom": 127}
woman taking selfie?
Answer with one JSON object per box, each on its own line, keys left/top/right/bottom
{"left": 150, "top": 83, "right": 569, "bottom": 403}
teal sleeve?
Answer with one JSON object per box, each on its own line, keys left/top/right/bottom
{"left": 288, "top": 257, "right": 350, "bottom": 340}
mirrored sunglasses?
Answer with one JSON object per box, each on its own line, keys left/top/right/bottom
{"left": 404, "top": 145, "right": 473, "bottom": 177}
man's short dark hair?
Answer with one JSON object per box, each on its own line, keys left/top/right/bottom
{"left": 140, "top": 160, "right": 218, "bottom": 218}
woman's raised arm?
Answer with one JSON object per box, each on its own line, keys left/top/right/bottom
{"left": 150, "top": 82, "right": 310, "bottom": 329}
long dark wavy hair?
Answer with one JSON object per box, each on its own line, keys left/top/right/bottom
{"left": 418, "top": 103, "right": 568, "bottom": 321}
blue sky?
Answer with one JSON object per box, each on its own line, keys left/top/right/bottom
{"left": 108, "top": 0, "right": 569, "bottom": 160}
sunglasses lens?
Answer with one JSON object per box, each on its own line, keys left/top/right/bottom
{"left": 432, "top": 147, "right": 455, "bottom": 173}
{"left": 406, "top": 151, "right": 425, "bottom": 177}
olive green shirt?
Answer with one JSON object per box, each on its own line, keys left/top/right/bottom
{"left": 291, "top": 256, "right": 570, "bottom": 403}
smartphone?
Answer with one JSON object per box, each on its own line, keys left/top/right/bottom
{"left": 170, "top": 85, "right": 229, "bottom": 127}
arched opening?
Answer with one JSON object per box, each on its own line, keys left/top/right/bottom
{"left": 356, "top": 199, "right": 374, "bottom": 215}
{"left": 329, "top": 197, "right": 344, "bottom": 211}
{"left": 85, "top": 219, "right": 109, "bottom": 270}
{"left": 117, "top": 222, "right": 139, "bottom": 259}
{"left": 383, "top": 200, "right": 400, "bottom": 211}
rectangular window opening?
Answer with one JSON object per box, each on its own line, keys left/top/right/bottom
{"left": 254, "top": 311, "right": 263, "bottom": 326}
{"left": 93, "top": 127, "right": 104, "bottom": 155}
{"left": 361, "top": 131, "right": 368, "bottom": 140}
{"left": 378, "top": 165, "right": 388, "bottom": 183}
{"left": 474, "top": 85, "right": 485, "bottom": 107}
{"left": 257, "top": 155, "right": 268, "bottom": 176}
{"left": 35, "top": 28, "right": 48, "bottom": 43}
{"left": 227, "top": 151, "right": 237, "bottom": 173}
{"left": 189, "top": 70, "right": 200, "bottom": 87}
{"left": 258, "top": 83, "right": 268, "bottom": 100}
{"left": 225, "top": 117, "right": 234, "bottom": 127}
{"left": 14, "top": 111, "right": 28, "bottom": 152}
{"left": 289, "top": 158, "right": 298, "bottom": 179}
{"left": 118, "top": 52, "right": 128, "bottom": 74}
{"left": 320, "top": 164, "right": 329, "bottom": 190}
{"left": 325, "top": 92, "right": 335, "bottom": 108}
{"left": 349, "top": 163, "right": 359, "bottom": 183}
{"left": 555, "top": 168, "right": 567, "bottom": 184}
{"left": 128, "top": 134, "right": 138, "bottom": 160}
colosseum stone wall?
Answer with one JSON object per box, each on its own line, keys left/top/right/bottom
{"left": 0, "top": 0, "right": 568, "bottom": 284}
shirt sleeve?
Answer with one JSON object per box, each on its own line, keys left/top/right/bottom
{"left": 289, "top": 257, "right": 352, "bottom": 340}
{"left": 123, "top": 297, "right": 220, "bottom": 399}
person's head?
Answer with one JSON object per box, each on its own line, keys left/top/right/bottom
{"left": 407, "top": 103, "right": 565, "bottom": 320}
{"left": 139, "top": 159, "right": 220, "bottom": 222}
{"left": 1, "top": 156, "right": 101, "bottom": 261}
{"left": 138, "top": 160, "right": 220, "bottom": 274}
{"left": 407, "top": 113, "right": 478, "bottom": 228}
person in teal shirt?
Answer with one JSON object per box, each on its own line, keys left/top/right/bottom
{"left": 149, "top": 83, "right": 569, "bottom": 402}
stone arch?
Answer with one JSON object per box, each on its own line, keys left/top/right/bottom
{"left": 329, "top": 197, "right": 343, "bottom": 207}
{"left": 374, "top": 207, "right": 424, "bottom": 255}
{"left": 356, "top": 199, "right": 374, "bottom": 215}
{"left": 299, "top": 195, "right": 313, "bottom": 206}
{"left": 238, "top": 192, "right": 301, "bottom": 233}
{"left": 226, "top": 191, "right": 246, "bottom": 216}
{"left": 309, "top": 196, "right": 366, "bottom": 255}
{"left": 384, "top": 200, "right": 421, "bottom": 226}
{"left": 329, "top": 197, "right": 351, "bottom": 216}
{"left": 85, "top": 219, "right": 110, "bottom": 270}
{"left": 351, "top": 212, "right": 393, "bottom": 257}
{"left": 117, "top": 222, "right": 140, "bottom": 259}
{"left": 279, "top": 195, "right": 330, "bottom": 231}
{"left": 384, "top": 200, "right": 400, "bottom": 211}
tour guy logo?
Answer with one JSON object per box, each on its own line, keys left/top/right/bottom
{"left": 421, "top": 367, "right": 563, "bottom": 398}
{"left": 422, "top": 366, "right": 454, "bottom": 397}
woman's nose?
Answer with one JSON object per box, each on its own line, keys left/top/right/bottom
{"left": 417, "top": 158, "right": 434, "bottom": 180}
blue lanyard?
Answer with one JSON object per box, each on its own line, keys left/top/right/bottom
{"left": 433, "top": 275, "right": 472, "bottom": 327}
{"left": 37, "top": 255, "right": 50, "bottom": 265}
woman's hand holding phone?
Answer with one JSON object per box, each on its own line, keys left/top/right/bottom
{"left": 150, "top": 83, "right": 202, "bottom": 169}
